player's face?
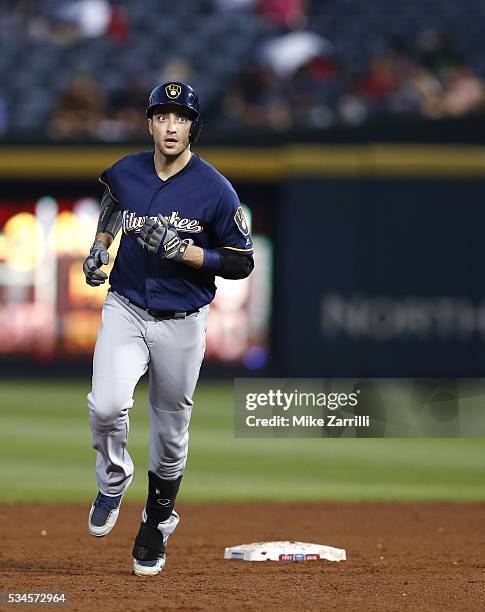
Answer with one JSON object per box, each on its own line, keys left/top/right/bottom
{"left": 148, "top": 107, "right": 193, "bottom": 158}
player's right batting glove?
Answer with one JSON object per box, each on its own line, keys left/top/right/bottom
{"left": 83, "top": 240, "right": 109, "bottom": 286}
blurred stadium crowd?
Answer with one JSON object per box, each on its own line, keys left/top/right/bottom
{"left": 1, "top": 0, "right": 485, "bottom": 140}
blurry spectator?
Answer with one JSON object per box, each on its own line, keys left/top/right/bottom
{"left": 390, "top": 66, "right": 443, "bottom": 115}
{"left": 258, "top": 0, "right": 308, "bottom": 29}
{"left": 49, "top": 72, "right": 106, "bottom": 140}
{"left": 105, "top": 4, "right": 131, "bottom": 43}
{"left": 97, "top": 75, "right": 150, "bottom": 141}
{"left": 337, "top": 94, "right": 368, "bottom": 125}
{"left": 417, "top": 30, "right": 463, "bottom": 77}
{"left": 352, "top": 56, "right": 397, "bottom": 110}
{"left": 45, "top": 0, "right": 126, "bottom": 44}
{"left": 27, "top": 16, "right": 58, "bottom": 43}
{"left": 350, "top": 41, "right": 417, "bottom": 114}
{"left": 224, "top": 65, "right": 291, "bottom": 131}
{"left": 386, "top": 38, "right": 417, "bottom": 82}
{"left": 288, "top": 56, "right": 338, "bottom": 127}
{"left": 158, "top": 58, "right": 194, "bottom": 84}
{"left": 48, "top": 15, "right": 80, "bottom": 45}
{"left": 261, "top": 29, "right": 333, "bottom": 78}
{"left": 56, "top": 0, "right": 111, "bottom": 38}
{"left": 424, "top": 65, "right": 485, "bottom": 118}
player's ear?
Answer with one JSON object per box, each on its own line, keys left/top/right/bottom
{"left": 148, "top": 117, "right": 153, "bottom": 136}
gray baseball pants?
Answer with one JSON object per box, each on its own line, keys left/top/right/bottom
{"left": 88, "top": 290, "right": 208, "bottom": 496}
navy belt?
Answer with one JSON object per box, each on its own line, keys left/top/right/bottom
{"left": 111, "top": 290, "right": 199, "bottom": 320}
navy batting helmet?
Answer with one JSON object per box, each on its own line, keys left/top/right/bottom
{"left": 146, "top": 81, "right": 202, "bottom": 144}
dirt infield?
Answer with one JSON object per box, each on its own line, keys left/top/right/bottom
{"left": 1, "top": 502, "right": 485, "bottom": 611}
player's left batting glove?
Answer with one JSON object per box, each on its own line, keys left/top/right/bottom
{"left": 137, "top": 214, "right": 191, "bottom": 262}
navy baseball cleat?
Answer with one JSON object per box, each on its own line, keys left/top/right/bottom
{"left": 133, "top": 510, "right": 180, "bottom": 576}
{"left": 88, "top": 491, "right": 123, "bottom": 537}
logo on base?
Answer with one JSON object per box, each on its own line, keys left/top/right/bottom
{"left": 231, "top": 552, "right": 244, "bottom": 559}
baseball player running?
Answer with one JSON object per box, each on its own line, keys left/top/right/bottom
{"left": 83, "top": 81, "right": 254, "bottom": 576}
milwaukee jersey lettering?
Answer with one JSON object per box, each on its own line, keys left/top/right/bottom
{"left": 122, "top": 211, "right": 204, "bottom": 234}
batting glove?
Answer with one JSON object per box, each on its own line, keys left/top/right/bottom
{"left": 83, "top": 240, "right": 109, "bottom": 286}
{"left": 137, "top": 214, "right": 191, "bottom": 262}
